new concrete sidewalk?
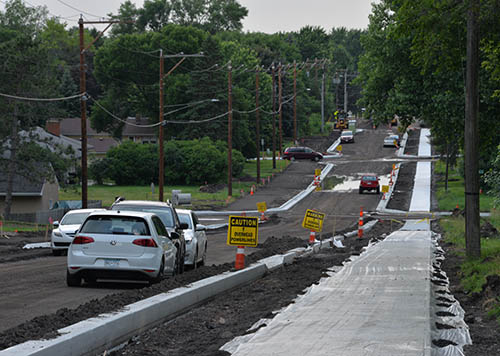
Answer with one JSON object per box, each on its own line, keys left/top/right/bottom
{"left": 222, "top": 128, "right": 437, "bottom": 356}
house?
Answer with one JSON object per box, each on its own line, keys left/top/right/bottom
{"left": 46, "top": 117, "right": 157, "bottom": 159}
{"left": 0, "top": 166, "right": 59, "bottom": 216}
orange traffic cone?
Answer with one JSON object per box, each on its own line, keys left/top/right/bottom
{"left": 358, "top": 207, "right": 364, "bottom": 238}
{"left": 235, "top": 246, "right": 245, "bottom": 270}
{"left": 309, "top": 230, "right": 316, "bottom": 244}
{"left": 260, "top": 211, "right": 268, "bottom": 221}
{"left": 250, "top": 186, "right": 254, "bottom": 196}
{"left": 455, "top": 204, "right": 459, "bottom": 209}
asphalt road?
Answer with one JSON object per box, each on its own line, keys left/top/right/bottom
{"left": 0, "top": 120, "right": 401, "bottom": 333}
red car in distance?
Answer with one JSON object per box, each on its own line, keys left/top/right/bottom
{"left": 359, "top": 174, "right": 380, "bottom": 194}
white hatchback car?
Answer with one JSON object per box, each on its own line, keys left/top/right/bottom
{"left": 67, "top": 210, "right": 178, "bottom": 286}
{"left": 176, "top": 209, "right": 207, "bottom": 268}
{"left": 51, "top": 208, "right": 105, "bottom": 256}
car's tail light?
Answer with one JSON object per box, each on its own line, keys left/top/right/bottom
{"left": 72, "top": 236, "right": 94, "bottom": 244}
{"left": 133, "top": 238, "right": 158, "bottom": 248}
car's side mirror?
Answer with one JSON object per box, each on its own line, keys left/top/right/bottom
{"left": 179, "top": 222, "right": 188, "bottom": 230}
{"left": 196, "top": 224, "right": 207, "bottom": 231}
{"left": 170, "top": 231, "right": 180, "bottom": 240}
{"left": 53, "top": 221, "right": 59, "bottom": 228}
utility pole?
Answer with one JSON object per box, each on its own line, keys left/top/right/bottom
{"left": 278, "top": 63, "right": 283, "bottom": 155}
{"left": 465, "top": 0, "right": 481, "bottom": 258}
{"left": 293, "top": 60, "right": 297, "bottom": 142}
{"left": 344, "top": 69, "right": 348, "bottom": 113}
{"left": 321, "top": 61, "right": 325, "bottom": 133}
{"left": 158, "top": 50, "right": 165, "bottom": 201}
{"left": 256, "top": 66, "right": 261, "bottom": 183}
{"left": 78, "top": 17, "right": 88, "bottom": 209}
{"left": 271, "top": 64, "right": 276, "bottom": 169}
{"left": 227, "top": 62, "right": 233, "bottom": 197}
{"left": 78, "top": 17, "right": 127, "bottom": 208}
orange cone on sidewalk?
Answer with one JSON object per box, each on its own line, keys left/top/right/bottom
{"left": 260, "top": 211, "right": 268, "bottom": 221}
{"left": 250, "top": 186, "right": 254, "bottom": 196}
{"left": 309, "top": 230, "right": 316, "bottom": 244}
{"left": 235, "top": 246, "right": 245, "bottom": 270}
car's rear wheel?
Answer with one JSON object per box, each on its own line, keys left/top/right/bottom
{"left": 198, "top": 244, "right": 207, "bottom": 268}
{"left": 314, "top": 156, "right": 320, "bottom": 162}
{"left": 151, "top": 259, "right": 164, "bottom": 284}
{"left": 358, "top": 188, "right": 363, "bottom": 194}
{"left": 66, "top": 270, "right": 81, "bottom": 287}
{"left": 376, "top": 187, "right": 380, "bottom": 194}
{"left": 291, "top": 156, "right": 296, "bottom": 161}
{"left": 84, "top": 275, "right": 97, "bottom": 286}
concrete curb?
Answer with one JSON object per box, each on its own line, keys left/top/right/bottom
{"left": 0, "top": 264, "right": 268, "bottom": 356}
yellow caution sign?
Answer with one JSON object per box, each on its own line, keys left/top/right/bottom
{"left": 336, "top": 145, "right": 342, "bottom": 152}
{"left": 227, "top": 216, "right": 259, "bottom": 247}
{"left": 315, "top": 168, "right": 322, "bottom": 177}
{"left": 302, "top": 209, "right": 325, "bottom": 232}
{"left": 256, "top": 201, "right": 267, "bottom": 213}
{"left": 381, "top": 185, "right": 389, "bottom": 193}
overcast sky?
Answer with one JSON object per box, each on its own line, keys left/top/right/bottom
{"left": 1, "top": 0, "right": 376, "bottom": 32}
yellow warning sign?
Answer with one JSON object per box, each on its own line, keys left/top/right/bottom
{"left": 336, "top": 145, "right": 343, "bottom": 152}
{"left": 382, "top": 185, "right": 389, "bottom": 193}
{"left": 302, "top": 209, "right": 325, "bottom": 232}
{"left": 315, "top": 168, "right": 322, "bottom": 177}
{"left": 256, "top": 201, "right": 267, "bottom": 213}
{"left": 227, "top": 216, "right": 259, "bottom": 247}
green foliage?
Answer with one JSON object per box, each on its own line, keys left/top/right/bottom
{"left": 484, "top": 144, "right": 500, "bottom": 207}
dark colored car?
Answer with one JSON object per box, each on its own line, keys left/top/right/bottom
{"left": 283, "top": 147, "right": 323, "bottom": 161}
{"left": 110, "top": 199, "right": 188, "bottom": 274}
{"left": 359, "top": 174, "right": 380, "bottom": 194}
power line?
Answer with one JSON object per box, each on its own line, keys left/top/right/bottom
{"left": 0, "top": 92, "right": 84, "bottom": 102}
{"left": 56, "top": 0, "right": 103, "bottom": 19}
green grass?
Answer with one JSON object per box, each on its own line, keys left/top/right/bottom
{"left": 0, "top": 220, "right": 48, "bottom": 232}
{"left": 242, "top": 158, "right": 289, "bottom": 178}
{"left": 439, "top": 210, "right": 500, "bottom": 324}
{"left": 435, "top": 161, "right": 494, "bottom": 211}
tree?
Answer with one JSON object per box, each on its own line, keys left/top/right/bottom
{"left": 0, "top": 0, "right": 64, "bottom": 219}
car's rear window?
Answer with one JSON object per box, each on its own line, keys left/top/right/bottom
{"left": 61, "top": 212, "right": 92, "bottom": 225}
{"left": 362, "top": 176, "right": 377, "bottom": 181}
{"left": 80, "top": 216, "right": 150, "bottom": 236}
{"left": 111, "top": 205, "right": 174, "bottom": 228}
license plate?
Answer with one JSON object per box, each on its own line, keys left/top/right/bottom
{"left": 104, "top": 259, "right": 120, "bottom": 267}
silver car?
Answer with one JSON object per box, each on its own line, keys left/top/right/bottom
{"left": 176, "top": 209, "right": 207, "bottom": 268}
{"left": 51, "top": 208, "right": 105, "bottom": 256}
{"left": 66, "top": 210, "right": 178, "bottom": 286}
{"left": 384, "top": 134, "right": 400, "bottom": 147}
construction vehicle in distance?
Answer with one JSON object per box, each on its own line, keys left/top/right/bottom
{"left": 333, "top": 110, "right": 348, "bottom": 130}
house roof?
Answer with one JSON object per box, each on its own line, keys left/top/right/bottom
{"left": 0, "top": 164, "right": 56, "bottom": 196}
{"left": 88, "top": 137, "right": 119, "bottom": 154}
{"left": 57, "top": 117, "right": 157, "bottom": 138}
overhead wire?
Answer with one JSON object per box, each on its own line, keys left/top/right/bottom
{"left": 56, "top": 0, "right": 104, "bottom": 19}
{"left": 0, "top": 92, "right": 84, "bottom": 102}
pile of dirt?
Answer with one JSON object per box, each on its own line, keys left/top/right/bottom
{"left": 480, "top": 221, "right": 499, "bottom": 238}
{"left": 199, "top": 183, "right": 226, "bottom": 193}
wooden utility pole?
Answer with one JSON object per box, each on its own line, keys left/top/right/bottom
{"left": 344, "top": 68, "right": 348, "bottom": 113}
{"left": 158, "top": 49, "right": 165, "bottom": 201}
{"left": 256, "top": 66, "right": 261, "bottom": 183}
{"left": 227, "top": 62, "right": 233, "bottom": 197}
{"left": 321, "top": 61, "right": 325, "bottom": 133}
{"left": 78, "top": 17, "right": 126, "bottom": 208}
{"left": 464, "top": 0, "right": 481, "bottom": 258}
{"left": 293, "top": 60, "right": 297, "bottom": 142}
{"left": 271, "top": 64, "right": 276, "bottom": 169}
{"left": 278, "top": 63, "right": 283, "bottom": 156}
{"left": 78, "top": 17, "right": 88, "bottom": 208}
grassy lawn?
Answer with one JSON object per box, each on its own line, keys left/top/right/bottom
{"left": 59, "top": 159, "right": 291, "bottom": 208}
{"left": 0, "top": 220, "right": 49, "bottom": 233}
{"left": 435, "top": 160, "right": 494, "bottom": 211}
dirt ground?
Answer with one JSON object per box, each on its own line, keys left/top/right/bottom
{"left": 0, "top": 125, "right": 498, "bottom": 355}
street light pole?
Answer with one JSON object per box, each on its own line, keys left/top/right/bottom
{"left": 227, "top": 62, "right": 233, "bottom": 197}
{"left": 158, "top": 49, "right": 165, "bottom": 201}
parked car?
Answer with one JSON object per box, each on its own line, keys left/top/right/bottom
{"left": 384, "top": 134, "right": 400, "bottom": 147}
{"left": 110, "top": 199, "right": 187, "bottom": 274}
{"left": 340, "top": 130, "right": 354, "bottom": 143}
{"left": 66, "top": 210, "right": 178, "bottom": 286}
{"left": 359, "top": 174, "right": 380, "bottom": 194}
{"left": 51, "top": 208, "right": 105, "bottom": 256}
{"left": 283, "top": 146, "right": 323, "bottom": 161}
{"left": 176, "top": 209, "right": 207, "bottom": 269}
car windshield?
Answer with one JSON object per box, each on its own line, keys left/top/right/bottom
{"left": 112, "top": 205, "right": 175, "bottom": 228}
{"left": 61, "top": 212, "right": 91, "bottom": 225}
{"left": 178, "top": 213, "right": 193, "bottom": 229}
{"left": 80, "top": 216, "right": 150, "bottom": 236}
{"left": 362, "top": 176, "right": 377, "bottom": 181}
{"left": 341, "top": 131, "right": 352, "bottom": 136}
